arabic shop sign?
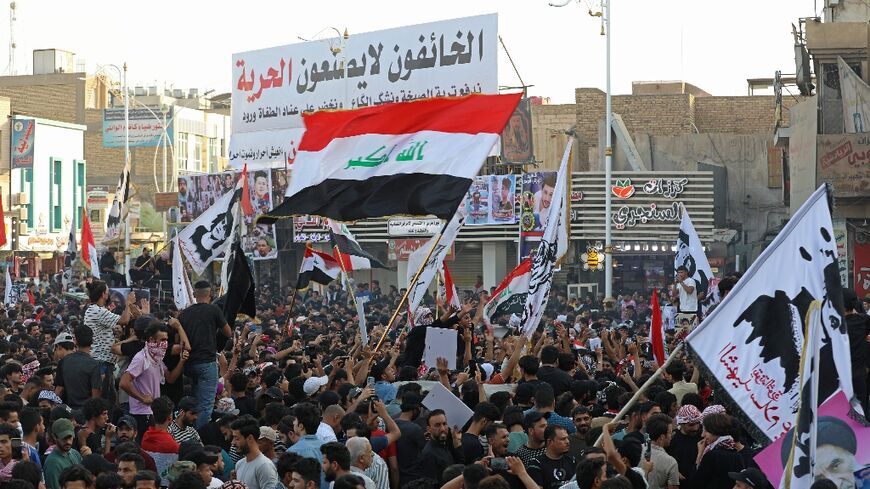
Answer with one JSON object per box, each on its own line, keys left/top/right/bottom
{"left": 611, "top": 177, "right": 688, "bottom": 200}
{"left": 612, "top": 202, "right": 683, "bottom": 229}
{"left": 231, "top": 13, "right": 497, "bottom": 133}
{"left": 387, "top": 218, "right": 442, "bottom": 237}
{"left": 103, "top": 108, "right": 173, "bottom": 148}
{"left": 347, "top": 140, "right": 427, "bottom": 168}
{"left": 817, "top": 134, "right": 870, "bottom": 197}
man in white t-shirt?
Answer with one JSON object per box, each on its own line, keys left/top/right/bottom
{"left": 672, "top": 266, "right": 697, "bottom": 314}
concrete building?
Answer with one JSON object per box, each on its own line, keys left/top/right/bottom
{"left": 780, "top": 0, "right": 870, "bottom": 297}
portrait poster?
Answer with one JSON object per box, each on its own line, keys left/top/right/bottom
{"left": 465, "top": 176, "right": 490, "bottom": 225}
{"left": 489, "top": 174, "right": 517, "bottom": 223}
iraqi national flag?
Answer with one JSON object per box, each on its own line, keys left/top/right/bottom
{"left": 81, "top": 209, "right": 100, "bottom": 279}
{"left": 520, "top": 140, "right": 571, "bottom": 338}
{"left": 483, "top": 257, "right": 532, "bottom": 327}
{"left": 261, "top": 93, "right": 522, "bottom": 223}
{"left": 675, "top": 209, "right": 719, "bottom": 314}
{"left": 296, "top": 247, "right": 341, "bottom": 290}
{"left": 328, "top": 221, "right": 387, "bottom": 271}
{"left": 103, "top": 162, "right": 130, "bottom": 243}
{"left": 686, "top": 184, "right": 862, "bottom": 444}
{"left": 650, "top": 288, "right": 666, "bottom": 367}
{"left": 438, "top": 262, "right": 461, "bottom": 309}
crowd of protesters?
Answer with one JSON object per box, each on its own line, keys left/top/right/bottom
{"left": 0, "top": 267, "right": 864, "bottom": 489}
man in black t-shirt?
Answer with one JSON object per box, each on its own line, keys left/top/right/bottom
{"left": 179, "top": 280, "right": 231, "bottom": 429}
{"left": 527, "top": 425, "right": 576, "bottom": 489}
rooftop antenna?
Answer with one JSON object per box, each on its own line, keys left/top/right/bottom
{"left": 8, "top": 1, "right": 16, "bottom": 75}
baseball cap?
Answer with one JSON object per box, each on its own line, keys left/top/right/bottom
{"left": 728, "top": 468, "right": 771, "bottom": 489}
{"left": 53, "top": 333, "right": 74, "bottom": 347}
{"left": 303, "top": 375, "right": 329, "bottom": 396}
{"left": 117, "top": 415, "right": 137, "bottom": 429}
{"left": 52, "top": 418, "right": 75, "bottom": 439}
{"left": 177, "top": 396, "right": 200, "bottom": 413}
{"left": 259, "top": 426, "right": 278, "bottom": 443}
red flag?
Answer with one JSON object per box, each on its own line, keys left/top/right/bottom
{"left": 441, "top": 262, "right": 461, "bottom": 309}
{"left": 0, "top": 190, "right": 7, "bottom": 249}
{"left": 651, "top": 288, "right": 665, "bottom": 367}
{"left": 25, "top": 289, "right": 35, "bottom": 305}
{"left": 240, "top": 164, "right": 254, "bottom": 217}
{"left": 81, "top": 209, "right": 99, "bottom": 277}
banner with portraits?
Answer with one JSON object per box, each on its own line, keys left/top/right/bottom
{"left": 463, "top": 174, "right": 517, "bottom": 226}
{"left": 177, "top": 168, "right": 288, "bottom": 261}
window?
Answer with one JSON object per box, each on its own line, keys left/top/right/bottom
{"left": 50, "top": 158, "right": 62, "bottom": 232}
{"left": 767, "top": 146, "right": 783, "bottom": 188}
{"left": 177, "top": 132, "right": 189, "bottom": 171}
{"left": 208, "top": 137, "right": 219, "bottom": 172}
{"left": 20, "top": 169, "right": 33, "bottom": 229}
{"left": 75, "top": 160, "right": 86, "bottom": 229}
{"left": 194, "top": 136, "right": 203, "bottom": 172}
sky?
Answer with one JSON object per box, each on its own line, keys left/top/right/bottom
{"left": 1, "top": 0, "right": 818, "bottom": 104}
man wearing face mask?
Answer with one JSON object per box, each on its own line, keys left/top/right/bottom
{"left": 120, "top": 320, "right": 189, "bottom": 439}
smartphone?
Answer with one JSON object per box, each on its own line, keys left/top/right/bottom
{"left": 366, "top": 377, "right": 375, "bottom": 388}
{"left": 11, "top": 437, "right": 21, "bottom": 460}
{"left": 490, "top": 457, "right": 508, "bottom": 471}
{"left": 645, "top": 439, "right": 652, "bottom": 462}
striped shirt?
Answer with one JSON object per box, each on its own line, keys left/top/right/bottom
{"left": 365, "top": 452, "right": 390, "bottom": 489}
{"left": 83, "top": 304, "right": 120, "bottom": 363}
{"left": 168, "top": 421, "right": 202, "bottom": 444}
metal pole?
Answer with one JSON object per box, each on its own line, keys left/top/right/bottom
{"left": 603, "top": 0, "right": 613, "bottom": 299}
{"left": 123, "top": 62, "right": 132, "bottom": 286}
{"left": 162, "top": 108, "right": 168, "bottom": 192}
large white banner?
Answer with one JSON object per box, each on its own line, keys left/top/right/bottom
{"left": 686, "top": 185, "right": 858, "bottom": 443}
{"left": 231, "top": 13, "right": 498, "bottom": 134}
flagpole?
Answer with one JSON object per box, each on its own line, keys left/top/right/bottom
{"left": 593, "top": 343, "right": 684, "bottom": 447}
{"left": 374, "top": 228, "right": 446, "bottom": 352}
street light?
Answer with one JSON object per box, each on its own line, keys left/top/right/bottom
{"left": 549, "top": 0, "right": 613, "bottom": 299}
{"left": 94, "top": 63, "right": 132, "bottom": 284}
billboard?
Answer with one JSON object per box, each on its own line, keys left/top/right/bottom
{"left": 11, "top": 118, "right": 35, "bottom": 169}
{"left": 500, "top": 98, "right": 533, "bottom": 163}
{"left": 231, "top": 13, "right": 497, "bottom": 134}
{"left": 103, "top": 108, "right": 173, "bottom": 148}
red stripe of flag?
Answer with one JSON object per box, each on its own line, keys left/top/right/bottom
{"left": 651, "top": 287, "right": 665, "bottom": 367}
{"left": 81, "top": 209, "right": 96, "bottom": 272}
{"left": 0, "top": 190, "right": 7, "bottom": 248}
{"left": 300, "top": 93, "right": 523, "bottom": 152}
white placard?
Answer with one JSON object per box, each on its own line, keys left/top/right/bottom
{"left": 424, "top": 328, "right": 458, "bottom": 370}
{"left": 421, "top": 382, "right": 474, "bottom": 430}
{"left": 388, "top": 218, "right": 443, "bottom": 237}
{"left": 232, "top": 13, "right": 498, "bottom": 134}
{"left": 356, "top": 299, "right": 368, "bottom": 346}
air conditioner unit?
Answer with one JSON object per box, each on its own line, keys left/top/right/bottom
{"left": 12, "top": 193, "right": 28, "bottom": 206}
{"left": 827, "top": 0, "right": 839, "bottom": 6}
{"left": 15, "top": 208, "right": 27, "bottom": 220}
{"left": 17, "top": 223, "right": 28, "bottom": 236}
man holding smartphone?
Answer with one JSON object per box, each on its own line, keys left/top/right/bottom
{"left": 0, "top": 423, "right": 20, "bottom": 480}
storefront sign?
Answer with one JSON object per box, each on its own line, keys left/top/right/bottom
{"left": 293, "top": 232, "right": 330, "bottom": 243}
{"left": 387, "top": 218, "right": 442, "bottom": 237}
{"left": 817, "top": 134, "right": 870, "bottom": 197}
{"left": 19, "top": 234, "right": 69, "bottom": 253}
{"left": 612, "top": 202, "right": 683, "bottom": 230}
{"left": 11, "top": 118, "right": 35, "bottom": 169}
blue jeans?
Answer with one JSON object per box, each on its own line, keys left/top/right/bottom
{"left": 184, "top": 361, "right": 217, "bottom": 429}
